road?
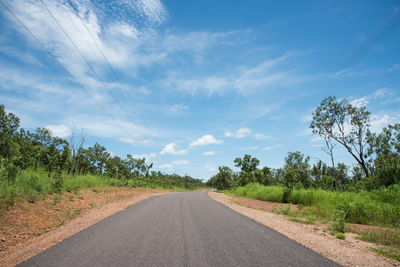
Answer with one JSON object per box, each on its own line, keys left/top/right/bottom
{"left": 19, "top": 191, "right": 340, "bottom": 267}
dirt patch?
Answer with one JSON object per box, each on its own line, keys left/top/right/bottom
{"left": 0, "top": 187, "right": 167, "bottom": 267}
{"left": 209, "top": 192, "right": 400, "bottom": 267}
{"left": 233, "top": 197, "right": 298, "bottom": 212}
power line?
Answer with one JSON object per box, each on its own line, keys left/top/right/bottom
{"left": 2, "top": 0, "right": 186, "bottom": 175}
{"left": 61, "top": 4, "right": 187, "bottom": 174}
{"left": 38, "top": 0, "right": 144, "bottom": 134}
{"left": 0, "top": 0, "right": 142, "bottom": 148}
{"left": 71, "top": 5, "right": 150, "bottom": 129}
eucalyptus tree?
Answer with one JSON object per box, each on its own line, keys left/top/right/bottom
{"left": 310, "top": 96, "right": 371, "bottom": 177}
{"left": 367, "top": 123, "right": 400, "bottom": 186}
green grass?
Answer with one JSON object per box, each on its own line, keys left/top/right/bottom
{"left": 369, "top": 247, "right": 400, "bottom": 261}
{"left": 289, "top": 218, "right": 315, "bottom": 225}
{"left": 1, "top": 169, "right": 206, "bottom": 209}
{"left": 229, "top": 183, "right": 400, "bottom": 227}
{"left": 335, "top": 233, "right": 346, "bottom": 240}
{"left": 358, "top": 229, "right": 400, "bottom": 247}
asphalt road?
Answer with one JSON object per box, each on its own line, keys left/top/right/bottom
{"left": 19, "top": 191, "right": 340, "bottom": 267}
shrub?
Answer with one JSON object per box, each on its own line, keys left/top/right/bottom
{"left": 332, "top": 209, "right": 346, "bottom": 233}
{"left": 335, "top": 233, "right": 346, "bottom": 240}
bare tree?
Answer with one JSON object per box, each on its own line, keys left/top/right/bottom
{"left": 69, "top": 127, "right": 85, "bottom": 176}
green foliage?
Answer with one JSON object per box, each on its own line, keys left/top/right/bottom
{"left": 369, "top": 247, "right": 400, "bottom": 261}
{"left": 335, "top": 233, "right": 346, "bottom": 240}
{"left": 283, "top": 151, "right": 312, "bottom": 191}
{"left": 0, "top": 104, "right": 204, "bottom": 209}
{"left": 359, "top": 229, "right": 400, "bottom": 247}
{"left": 332, "top": 209, "right": 346, "bottom": 233}
{"left": 278, "top": 205, "right": 291, "bottom": 215}
{"left": 367, "top": 123, "right": 400, "bottom": 187}
{"left": 207, "top": 166, "right": 233, "bottom": 190}
{"left": 230, "top": 183, "right": 400, "bottom": 227}
{"left": 310, "top": 96, "right": 371, "bottom": 177}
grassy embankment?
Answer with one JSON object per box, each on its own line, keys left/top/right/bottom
{"left": 0, "top": 169, "right": 194, "bottom": 209}
{"left": 226, "top": 183, "right": 400, "bottom": 261}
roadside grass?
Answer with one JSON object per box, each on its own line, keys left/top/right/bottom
{"left": 229, "top": 183, "right": 400, "bottom": 227}
{"left": 369, "top": 247, "right": 400, "bottom": 261}
{"left": 355, "top": 228, "right": 400, "bottom": 261}
{"left": 0, "top": 169, "right": 205, "bottom": 209}
{"left": 227, "top": 183, "right": 400, "bottom": 261}
{"left": 288, "top": 218, "right": 315, "bottom": 225}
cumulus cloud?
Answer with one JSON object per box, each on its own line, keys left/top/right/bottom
{"left": 225, "top": 128, "right": 252, "bottom": 138}
{"left": 203, "top": 150, "right": 215, "bottom": 156}
{"left": 130, "top": 153, "right": 157, "bottom": 162}
{"left": 190, "top": 134, "right": 223, "bottom": 147}
{"left": 160, "top": 143, "right": 188, "bottom": 155}
{"left": 254, "top": 133, "right": 273, "bottom": 140}
{"left": 204, "top": 164, "right": 217, "bottom": 171}
{"left": 45, "top": 124, "right": 72, "bottom": 138}
{"left": 370, "top": 113, "right": 400, "bottom": 133}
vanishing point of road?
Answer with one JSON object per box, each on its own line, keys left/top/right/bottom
{"left": 19, "top": 191, "right": 340, "bottom": 267}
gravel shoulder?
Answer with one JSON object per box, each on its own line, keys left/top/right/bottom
{"left": 0, "top": 189, "right": 166, "bottom": 267}
{"left": 209, "top": 191, "right": 400, "bottom": 267}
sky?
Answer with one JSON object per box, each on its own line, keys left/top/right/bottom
{"left": 0, "top": 0, "right": 399, "bottom": 180}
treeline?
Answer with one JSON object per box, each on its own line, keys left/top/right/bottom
{"left": 207, "top": 96, "right": 400, "bottom": 195}
{"left": 0, "top": 104, "right": 203, "bottom": 193}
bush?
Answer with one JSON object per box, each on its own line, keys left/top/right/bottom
{"left": 335, "top": 233, "right": 346, "bottom": 240}
{"left": 332, "top": 209, "right": 346, "bottom": 233}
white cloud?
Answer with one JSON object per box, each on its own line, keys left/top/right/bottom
{"left": 132, "top": 0, "right": 168, "bottom": 25}
{"left": 120, "top": 137, "right": 153, "bottom": 146}
{"left": 190, "top": 134, "right": 223, "bottom": 147}
{"left": 172, "top": 160, "right": 189, "bottom": 165}
{"left": 350, "top": 97, "right": 369, "bottom": 108}
{"left": 350, "top": 88, "right": 393, "bottom": 107}
{"left": 370, "top": 113, "right": 400, "bottom": 133}
{"left": 130, "top": 153, "right": 157, "bottom": 160}
{"left": 160, "top": 143, "right": 188, "bottom": 155}
{"left": 158, "top": 163, "right": 173, "bottom": 169}
{"left": 162, "top": 54, "right": 305, "bottom": 96}
{"left": 168, "top": 104, "right": 188, "bottom": 113}
{"left": 299, "top": 114, "right": 313, "bottom": 123}
{"left": 254, "top": 133, "right": 273, "bottom": 140}
{"left": 203, "top": 150, "right": 215, "bottom": 156}
{"left": 205, "top": 164, "right": 217, "bottom": 171}
{"left": 46, "top": 124, "right": 72, "bottom": 138}
{"left": 263, "top": 144, "right": 281, "bottom": 151}
{"left": 225, "top": 128, "right": 252, "bottom": 138}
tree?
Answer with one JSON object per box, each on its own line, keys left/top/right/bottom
{"left": 283, "top": 151, "right": 312, "bottom": 188}
{"left": 234, "top": 154, "right": 260, "bottom": 173}
{"left": 367, "top": 123, "right": 400, "bottom": 187}
{"left": 208, "top": 166, "right": 233, "bottom": 190}
{"left": 234, "top": 154, "right": 260, "bottom": 186}
{"left": 69, "top": 128, "right": 85, "bottom": 175}
{"left": 310, "top": 96, "right": 371, "bottom": 177}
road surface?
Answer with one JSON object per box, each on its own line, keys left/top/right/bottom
{"left": 19, "top": 191, "right": 340, "bottom": 266}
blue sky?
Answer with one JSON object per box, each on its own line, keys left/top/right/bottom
{"left": 0, "top": 0, "right": 399, "bottom": 180}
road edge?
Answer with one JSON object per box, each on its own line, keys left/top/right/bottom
{"left": 0, "top": 191, "right": 166, "bottom": 267}
{"left": 208, "top": 191, "right": 400, "bottom": 267}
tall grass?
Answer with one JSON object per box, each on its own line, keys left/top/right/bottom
{"left": 230, "top": 183, "right": 400, "bottom": 227}
{"left": 0, "top": 170, "right": 134, "bottom": 208}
